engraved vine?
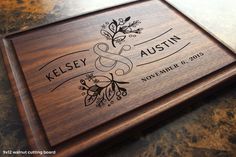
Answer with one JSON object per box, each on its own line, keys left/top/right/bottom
{"left": 79, "top": 73, "right": 129, "bottom": 107}
{"left": 100, "top": 16, "right": 143, "bottom": 48}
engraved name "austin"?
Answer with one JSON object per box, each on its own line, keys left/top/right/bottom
{"left": 140, "top": 35, "right": 181, "bottom": 57}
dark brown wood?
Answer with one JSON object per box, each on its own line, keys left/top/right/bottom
{"left": 0, "top": 0, "right": 235, "bottom": 156}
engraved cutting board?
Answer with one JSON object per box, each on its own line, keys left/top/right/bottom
{"left": 0, "top": 0, "right": 235, "bottom": 156}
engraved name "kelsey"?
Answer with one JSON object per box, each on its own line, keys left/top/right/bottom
{"left": 45, "top": 58, "right": 86, "bottom": 82}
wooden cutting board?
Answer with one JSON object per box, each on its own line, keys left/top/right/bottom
{"left": 0, "top": 0, "right": 235, "bottom": 156}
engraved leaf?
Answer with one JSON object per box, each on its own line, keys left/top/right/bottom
{"left": 122, "top": 26, "right": 128, "bottom": 30}
{"left": 112, "top": 82, "right": 115, "bottom": 91}
{"left": 85, "top": 95, "right": 97, "bottom": 106}
{"left": 129, "top": 20, "right": 141, "bottom": 27}
{"left": 109, "top": 21, "right": 117, "bottom": 33}
{"left": 125, "top": 16, "right": 131, "bottom": 22}
{"left": 119, "top": 26, "right": 128, "bottom": 33}
{"left": 119, "top": 87, "right": 127, "bottom": 92}
{"left": 100, "top": 30, "right": 112, "bottom": 39}
{"left": 113, "top": 19, "right": 118, "bottom": 26}
{"left": 116, "top": 81, "right": 129, "bottom": 84}
{"left": 119, "top": 87, "right": 127, "bottom": 96}
{"left": 88, "top": 85, "right": 103, "bottom": 96}
{"left": 105, "top": 83, "right": 115, "bottom": 101}
{"left": 114, "top": 35, "right": 126, "bottom": 42}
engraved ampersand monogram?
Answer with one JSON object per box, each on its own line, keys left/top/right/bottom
{"left": 93, "top": 43, "right": 133, "bottom": 76}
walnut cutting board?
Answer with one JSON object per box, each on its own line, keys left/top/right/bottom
{"left": 0, "top": 0, "right": 235, "bottom": 156}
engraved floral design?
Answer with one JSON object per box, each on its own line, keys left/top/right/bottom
{"left": 79, "top": 73, "right": 129, "bottom": 107}
{"left": 100, "top": 16, "right": 143, "bottom": 48}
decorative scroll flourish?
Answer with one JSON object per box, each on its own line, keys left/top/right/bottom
{"left": 100, "top": 16, "right": 143, "bottom": 48}
{"left": 79, "top": 73, "right": 129, "bottom": 107}
{"left": 93, "top": 42, "right": 133, "bottom": 76}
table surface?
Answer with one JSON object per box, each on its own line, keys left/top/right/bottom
{"left": 166, "top": 0, "right": 236, "bottom": 54}
{"left": 0, "top": 1, "right": 236, "bottom": 157}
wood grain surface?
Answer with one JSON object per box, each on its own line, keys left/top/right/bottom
{"left": 0, "top": 0, "right": 235, "bottom": 156}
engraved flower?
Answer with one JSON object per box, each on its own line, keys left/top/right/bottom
{"left": 79, "top": 86, "right": 86, "bottom": 90}
{"left": 101, "top": 24, "right": 106, "bottom": 29}
{"left": 96, "top": 96, "right": 106, "bottom": 107}
{"left": 118, "top": 18, "right": 125, "bottom": 25}
{"left": 134, "top": 28, "right": 143, "bottom": 34}
{"left": 79, "top": 73, "right": 129, "bottom": 107}
{"left": 85, "top": 73, "right": 95, "bottom": 81}
{"left": 118, "top": 18, "right": 124, "bottom": 22}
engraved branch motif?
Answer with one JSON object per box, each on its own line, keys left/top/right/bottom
{"left": 79, "top": 73, "right": 129, "bottom": 107}
{"left": 100, "top": 16, "right": 143, "bottom": 48}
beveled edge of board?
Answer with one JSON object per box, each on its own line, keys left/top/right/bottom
{"left": 0, "top": 38, "right": 51, "bottom": 153}
{"left": 0, "top": 0, "right": 236, "bottom": 156}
